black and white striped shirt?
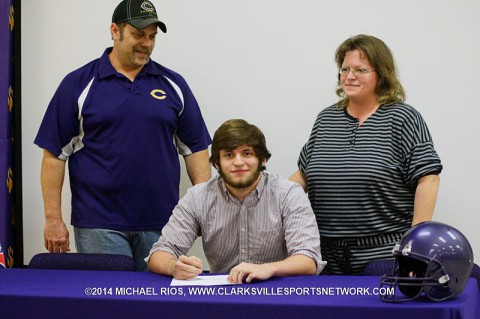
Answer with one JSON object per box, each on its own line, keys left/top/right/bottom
{"left": 298, "top": 102, "right": 443, "bottom": 238}
{"left": 147, "top": 173, "right": 326, "bottom": 274}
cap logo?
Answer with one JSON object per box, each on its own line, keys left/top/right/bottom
{"left": 140, "top": 1, "right": 155, "bottom": 12}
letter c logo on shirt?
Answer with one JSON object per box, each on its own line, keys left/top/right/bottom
{"left": 150, "top": 89, "right": 167, "bottom": 100}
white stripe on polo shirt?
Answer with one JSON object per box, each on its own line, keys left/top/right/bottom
{"left": 59, "top": 77, "right": 94, "bottom": 160}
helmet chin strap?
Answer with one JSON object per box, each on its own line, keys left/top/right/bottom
{"left": 438, "top": 274, "right": 450, "bottom": 284}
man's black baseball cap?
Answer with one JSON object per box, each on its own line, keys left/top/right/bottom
{"left": 112, "top": 0, "right": 167, "bottom": 33}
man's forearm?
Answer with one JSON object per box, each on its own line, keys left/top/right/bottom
{"left": 41, "top": 150, "right": 66, "bottom": 220}
{"left": 184, "top": 149, "right": 211, "bottom": 185}
{"left": 148, "top": 251, "right": 177, "bottom": 275}
{"left": 41, "top": 149, "right": 71, "bottom": 252}
{"left": 268, "top": 254, "right": 317, "bottom": 277}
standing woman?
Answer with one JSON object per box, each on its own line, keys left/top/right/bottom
{"left": 290, "top": 34, "right": 442, "bottom": 275}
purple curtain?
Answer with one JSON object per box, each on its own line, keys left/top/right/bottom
{"left": 0, "top": 0, "right": 15, "bottom": 268}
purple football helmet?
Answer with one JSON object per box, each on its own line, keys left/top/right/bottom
{"left": 380, "top": 221, "right": 474, "bottom": 302}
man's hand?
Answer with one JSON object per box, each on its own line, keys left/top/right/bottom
{"left": 44, "top": 217, "right": 70, "bottom": 253}
{"left": 170, "top": 255, "right": 203, "bottom": 280}
{"left": 228, "top": 262, "right": 275, "bottom": 284}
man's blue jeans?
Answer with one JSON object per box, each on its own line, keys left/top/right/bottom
{"left": 74, "top": 227, "right": 162, "bottom": 272}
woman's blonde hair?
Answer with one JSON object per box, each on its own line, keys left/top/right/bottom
{"left": 335, "top": 34, "right": 405, "bottom": 108}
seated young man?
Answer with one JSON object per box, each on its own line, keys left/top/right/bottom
{"left": 146, "top": 119, "right": 326, "bottom": 283}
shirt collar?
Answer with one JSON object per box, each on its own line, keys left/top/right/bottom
{"left": 98, "top": 47, "right": 162, "bottom": 80}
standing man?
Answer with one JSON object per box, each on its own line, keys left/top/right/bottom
{"left": 34, "top": 0, "right": 212, "bottom": 271}
{"left": 146, "top": 119, "right": 325, "bottom": 283}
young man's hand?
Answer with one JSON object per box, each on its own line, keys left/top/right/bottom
{"left": 170, "top": 255, "right": 203, "bottom": 280}
{"left": 228, "top": 262, "right": 275, "bottom": 284}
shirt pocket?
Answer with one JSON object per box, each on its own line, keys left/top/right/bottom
{"left": 249, "top": 226, "right": 287, "bottom": 263}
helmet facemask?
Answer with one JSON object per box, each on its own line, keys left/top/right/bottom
{"left": 381, "top": 253, "right": 452, "bottom": 302}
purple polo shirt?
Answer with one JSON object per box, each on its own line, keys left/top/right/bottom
{"left": 35, "top": 48, "right": 211, "bottom": 231}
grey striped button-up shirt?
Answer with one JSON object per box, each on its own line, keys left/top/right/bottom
{"left": 147, "top": 173, "right": 326, "bottom": 275}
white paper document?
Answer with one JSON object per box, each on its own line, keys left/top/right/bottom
{"left": 170, "top": 275, "right": 236, "bottom": 286}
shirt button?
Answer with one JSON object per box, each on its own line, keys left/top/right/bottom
{"left": 241, "top": 249, "right": 245, "bottom": 253}
{"left": 241, "top": 228, "right": 245, "bottom": 232}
